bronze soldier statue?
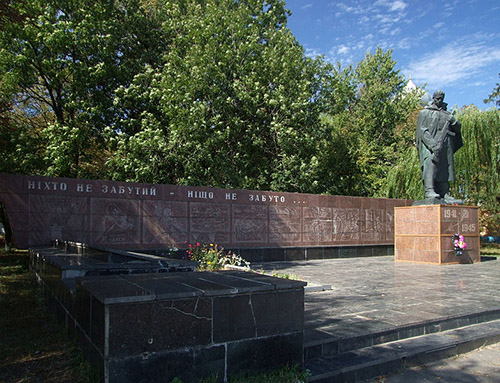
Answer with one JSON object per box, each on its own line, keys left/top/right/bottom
{"left": 416, "top": 90, "right": 463, "bottom": 204}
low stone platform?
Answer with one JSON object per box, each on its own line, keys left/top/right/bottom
{"left": 31, "top": 245, "right": 196, "bottom": 284}
{"left": 76, "top": 272, "right": 305, "bottom": 383}
{"left": 31, "top": 246, "right": 306, "bottom": 383}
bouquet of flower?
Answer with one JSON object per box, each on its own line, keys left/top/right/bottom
{"left": 453, "top": 234, "right": 467, "bottom": 256}
{"left": 185, "top": 242, "right": 250, "bottom": 271}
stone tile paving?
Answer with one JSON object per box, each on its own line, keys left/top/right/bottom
{"left": 366, "top": 341, "right": 500, "bottom": 382}
{"left": 252, "top": 256, "right": 500, "bottom": 341}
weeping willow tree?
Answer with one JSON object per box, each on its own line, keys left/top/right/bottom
{"left": 383, "top": 145, "right": 423, "bottom": 200}
{"left": 451, "top": 107, "right": 500, "bottom": 234}
{"left": 380, "top": 106, "right": 424, "bottom": 200}
{"left": 383, "top": 106, "right": 500, "bottom": 234}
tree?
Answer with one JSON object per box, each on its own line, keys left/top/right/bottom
{"left": 1, "top": 0, "right": 432, "bottom": 204}
{"left": 380, "top": 107, "right": 424, "bottom": 200}
{"left": 0, "top": 0, "right": 164, "bottom": 178}
{"left": 452, "top": 107, "right": 500, "bottom": 234}
{"left": 484, "top": 73, "right": 500, "bottom": 108}
{"left": 317, "top": 47, "right": 422, "bottom": 197}
{"left": 108, "top": 0, "right": 332, "bottom": 192}
{"left": 302, "top": 61, "right": 361, "bottom": 196}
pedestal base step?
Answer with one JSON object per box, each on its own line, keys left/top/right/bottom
{"left": 306, "top": 311, "right": 500, "bottom": 382}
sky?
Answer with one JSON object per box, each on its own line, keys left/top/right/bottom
{"left": 283, "top": 0, "right": 500, "bottom": 109}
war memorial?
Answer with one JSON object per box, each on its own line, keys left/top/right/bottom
{"left": 1, "top": 92, "right": 499, "bottom": 383}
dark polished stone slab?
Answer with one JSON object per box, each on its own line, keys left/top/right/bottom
{"left": 107, "top": 298, "right": 213, "bottom": 357}
{"left": 76, "top": 276, "right": 156, "bottom": 304}
{"left": 226, "top": 332, "right": 304, "bottom": 378}
{"left": 108, "top": 345, "right": 226, "bottom": 383}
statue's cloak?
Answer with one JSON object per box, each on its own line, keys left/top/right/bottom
{"left": 416, "top": 103, "right": 463, "bottom": 182}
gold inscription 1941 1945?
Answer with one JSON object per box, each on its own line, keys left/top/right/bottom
{"left": 443, "top": 208, "right": 476, "bottom": 233}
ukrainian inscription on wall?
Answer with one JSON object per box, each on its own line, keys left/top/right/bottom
{"left": 0, "top": 174, "right": 412, "bottom": 249}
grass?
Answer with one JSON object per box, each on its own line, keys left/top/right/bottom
{"left": 0, "top": 249, "right": 99, "bottom": 383}
{"left": 253, "top": 269, "right": 302, "bottom": 281}
{"left": 228, "top": 365, "right": 308, "bottom": 383}
{"left": 481, "top": 243, "right": 500, "bottom": 258}
{"left": 171, "top": 365, "right": 308, "bottom": 383}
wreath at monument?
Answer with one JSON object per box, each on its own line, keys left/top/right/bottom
{"left": 453, "top": 234, "right": 467, "bottom": 256}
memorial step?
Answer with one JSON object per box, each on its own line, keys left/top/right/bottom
{"left": 303, "top": 308, "right": 500, "bottom": 361}
{"left": 305, "top": 316, "right": 500, "bottom": 382}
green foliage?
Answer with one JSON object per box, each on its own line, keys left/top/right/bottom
{"left": 481, "top": 243, "right": 500, "bottom": 258}
{"left": 270, "top": 270, "right": 300, "bottom": 280}
{"left": 381, "top": 107, "right": 424, "bottom": 200}
{"left": 383, "top": 144, "right": 423, "bottom": 200}
{"left": 452, "top": 107, "right": 500, "bottom": 234}
{"left": 10, "top": 0, "right": 498, "bottom": 236}
{"left": 108, "top": 0, "right": 328, "bottom": 192}
{"left": 351, "top": 48, "right": 423, "bottom": 196}
{"left": 185, "top": 242, "right": 250, "bottom": 271}
{"left": 2, "top": 0, "right": 422, "bottom": 198}
{"left": 0, "top": 249, "right": 101, "bottom": 383}
{"left": 0, "top": 0, "right": 164, "bottom": 178}
{"left": 318, "top": 47, "right": 423, "bottom": 196}
{"left": 484, "top": 73, "right": 500, "bottom": 108}
{"left": 169, "top": 364, "right": 308, "bottom": 383}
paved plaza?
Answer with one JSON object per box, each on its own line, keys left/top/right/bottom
{"left": 253, "top": 255, "right": 500, "bottom": 381}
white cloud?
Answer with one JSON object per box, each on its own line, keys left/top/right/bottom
{"left": 337, "top": 45, "right": 350, "bottom": 55}
{"left": 354, "top": 40, "right": 366, "bottom": 50}
{"left": 390, "top": 27, "right": 401, "bottom": 36}
{"left": 470, "top": 80, "right": 489, "bottom": 87}
{"left": 396, "top": 37, "right": 411, "bottom": 50}
{"left": 390, "top": 1, "right": 407, "bottom": 12}
{"left": 359, "top": 15, "right": 371, "bottom": 25}
{"left": 304, "top": 47, "right": 322, "bottom": 58}
{"left": 336, "top": 2, "right": 371, "bottom": 16}
{"left": 302, "top": 3, "right": 313, "bottom": 9}
{"left": 433, "top": 21, "right": 445, "bottom": 29}
{"left": 374, "top": 0, "right": 408, "bottom": 12}
{"left": 336, "top": 3, "right": 354, "bottom": 13}
{"left": 442, "top": 1, "right": 458, "bottom": 17}
{"left": 408, "top": 43, "right": 500, "bottom": 87}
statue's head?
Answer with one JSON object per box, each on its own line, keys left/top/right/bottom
{"left": 432, "top": 90, "right": 445, "bottom": 108}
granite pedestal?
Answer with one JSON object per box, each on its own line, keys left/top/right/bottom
{"left": 394, "top": 205, "right": 480, "bottom": 264}
{"left": 30, "top": 246, "right": 306, "bottom": 383}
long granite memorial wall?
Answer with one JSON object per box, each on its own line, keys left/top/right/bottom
{"left": 0, "top": 174, "right": 412, "bottom": 252}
